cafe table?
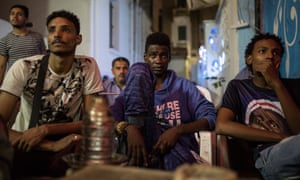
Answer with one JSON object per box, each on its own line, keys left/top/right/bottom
{"left": 61, "top": 164, "right": 238, "bottom": 180}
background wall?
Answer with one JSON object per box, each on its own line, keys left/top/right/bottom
{"left": 263, "top": 0, "right": 300, "bottom": 78}
{"left": 210, "top": 0, "right": 255, "bottom": 105}
{"left": 0, "top": 19, "right": 12, "bottom": 38}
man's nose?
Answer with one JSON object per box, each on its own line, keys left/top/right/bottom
{"left": 53, "top": 30, "right": 62, "bottom": 38}
{"left": 154, "top": 55, "right": 164, "bottom": 63}
{"left": 121, "top": 68, "right": 128, "bottom": 73}
{"left": 266, "top": 51, "right": 275, "bottom": 60}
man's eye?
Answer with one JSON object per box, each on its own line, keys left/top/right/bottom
{"left": 10, "top": 12, "right": 24, "bottom": 16}
{"left": 17, "top": 13, "right": 24, "bottom": 16}
{"left": 273, "top": 50, "right": 281, "bottom": 56}
{"left": 48, "top": 28, "right": 55, "bottom": 33}
{"left": 149, "top": 54, "right": 157, "bottom": 58}
{"left": 258, "top": 49, "right": 265, "bottom": 54}
{"left": 62, "top": 28, "right": 72, "bottom": 33}
{"left": 161, "top": 54, "right": 168, "bottom": 59}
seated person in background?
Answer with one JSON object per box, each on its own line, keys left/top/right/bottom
{"left": 215, "top": 33, "right": 300, "bottom": 179}
{"left": 112, "top": 32, "right": 216, "bottom": 171}
{"left": 0, "top": 10, "right": 103, "bottom": 178}
{"left": 0, "top": 116, "right": 13, "bottom": 180}
{"left": 103, "top": 56, "right": 130, "bottom": 106}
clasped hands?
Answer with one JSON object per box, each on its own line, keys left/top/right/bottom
{"left": 9, "top": 125, "right": 81, "bottom": 152}
{"left": 126, "top": 124, "right": 180, "bottom": 167}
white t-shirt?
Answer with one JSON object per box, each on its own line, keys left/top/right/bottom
{"left": 1, "top": 54, "right": 103, "bottom": 131}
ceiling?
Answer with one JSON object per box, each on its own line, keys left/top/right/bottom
{"left": 186, "top": 0, "right": 220, "bottom": 10}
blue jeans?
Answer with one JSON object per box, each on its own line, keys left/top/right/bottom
{"left": 255, "top": 134, "right": 300, "bottom": 180}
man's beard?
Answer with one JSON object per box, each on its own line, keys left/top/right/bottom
{"left": 52, "top": 50, "right": 74, "bottom": 56}
{"left": 12, "top": 24, "right": 24, "bottom": 29}
{"left": 256, "top": 72, "right": 263, "bottom": 77}
{"left": 119, "top": 79, "right": 126, "bottom": 84}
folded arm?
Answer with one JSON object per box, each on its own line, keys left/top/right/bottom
{"left": 152, "top": 118, "right": 210, "bottom": 156}
{"left": 272, "top": 79, "right": 300, "bottom": 134}
{"left": 6, "top": 93, "right": 98, "bottom": 151}
{"left": 259, "top": 62, "right": 300, "bottom": 134}
{"left": 216, "top": 107, "right": 286, "bottom": 142}
{"left": 9, "top": 121, "right": 82, "bottom": 151}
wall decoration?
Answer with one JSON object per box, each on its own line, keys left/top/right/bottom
{"left": 263, "top": 0, "right": 300, "bottom": 78}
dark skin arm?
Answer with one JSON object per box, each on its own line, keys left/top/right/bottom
{"left": 215, "top": 107, "right": 286, "bottom": 142}
{"left": 126, "top": 124, "right": 148, "bottom": 167}
{"left": 152, "top": 118, "right": 210, "bottom": 155}
{"left": 9, "top": 121, "right": 82, "bottom": 151}
{"left": 256, "top": 59, "right": 300, "bottom": 134}
{"left": 126, "top": 118, "right": 210, "bottom": 167}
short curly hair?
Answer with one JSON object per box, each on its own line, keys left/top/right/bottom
{"left": 46, "top": 10, "right": 80, "bottom": 35}
{"left": 145, "top": 32, "right": 171, "bottom": 54}
{"left": 244, "top": 33, "right": 284, "bottom": 72}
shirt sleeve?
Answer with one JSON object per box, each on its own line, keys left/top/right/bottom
{"left": 0, "top": 37, "right": 8, "bottom": 57}
{"left": 220, "top": 80, "right": 242, "bottom": 115}
{"left": 188, "top": 82, "right": 217, "bottom": 130}
{"left": 80, "top": 56, "right": 104, "bottom": 95}
{"left": 0, "top": 59, "right": 28, "bottom": 97}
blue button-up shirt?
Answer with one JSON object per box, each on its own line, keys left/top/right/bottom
{"left": 102, "top": 79, "right": 125, "bottom": 106}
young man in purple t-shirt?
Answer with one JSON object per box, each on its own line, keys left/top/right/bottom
{"left": 216, "top": 33, "right": 300, "bottom": 179}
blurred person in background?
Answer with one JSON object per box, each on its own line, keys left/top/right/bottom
{"left": 103, "top": 57, "right": 129, "bottom": 106}
{"left": 0, "top": 4, "right": 46, "bottom": 85}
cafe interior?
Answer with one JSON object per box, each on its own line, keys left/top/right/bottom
{"left": 0, "top": 0, "right": 300, "bottom": 179}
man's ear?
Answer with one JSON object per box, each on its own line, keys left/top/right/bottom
{"left": 246, "top": 55, "right": 252, "bottom": 65}
{"left": 76, "top": 34, "right": 82, "bottom": 45}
